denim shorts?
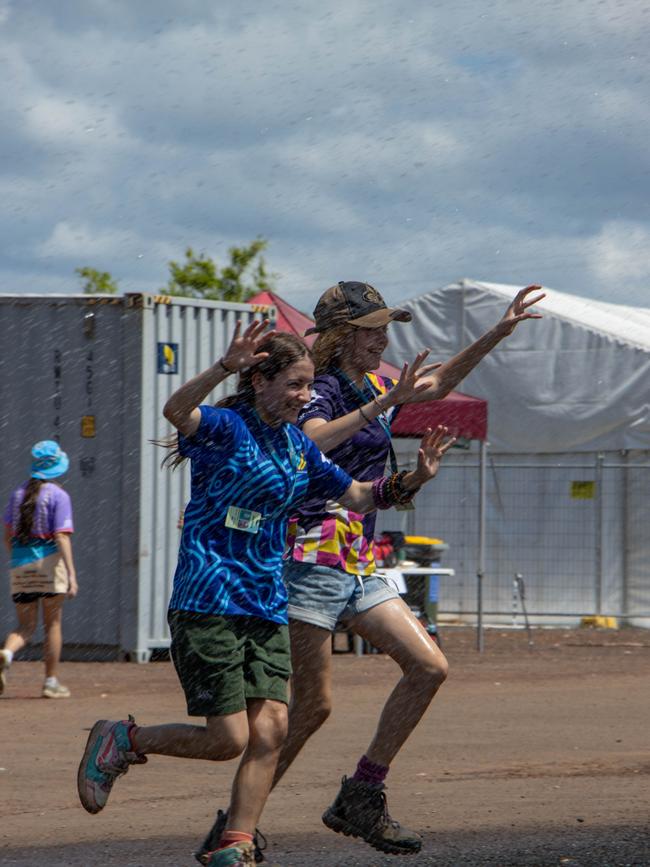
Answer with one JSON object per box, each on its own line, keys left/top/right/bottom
{"left": 284, "top": 560, "right": 400, "bottom": 632}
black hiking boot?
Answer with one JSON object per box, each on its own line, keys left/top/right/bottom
{"left": 195, "top": 809, "right": 267, "bottom": 864}
{"left": 322, "top": 776, "right": 423, "bottom": 855}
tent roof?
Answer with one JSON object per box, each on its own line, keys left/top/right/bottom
{"left": 451, "top": 280, "right": 650, "bottom": 352}
{"left": 388, "top": 279, "right": 650, "bottom": 453}
{"left": 248, "top": 290, "right": 487, "bottom": 441}
{"left": 249, "top": 290, "right": 316, "bottom": 346}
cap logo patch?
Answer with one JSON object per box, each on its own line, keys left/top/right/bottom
{"left": 362, "top": 286, "right": 383, "bottom": 306}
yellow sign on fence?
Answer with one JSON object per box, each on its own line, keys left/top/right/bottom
{"left": 571, "top": 481, "right": 595, "bottom": 499}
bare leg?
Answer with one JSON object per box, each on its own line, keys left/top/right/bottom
{"left": 131, "top": 712, "right": 249, "bottom": 761}
{"left": 42, "top": 595, "right": 65, "bottom": 680}
{"left": 228, "top": 699, "right": 288, "bottom": 834}
{"left": 271, "top": 620, "right": 333, "bottom": 789}
{"left": 4, "top": 600, "right": 39, "bottom": 654}
{"left": 349, "top": 597, "right": 448, "bottom": 767}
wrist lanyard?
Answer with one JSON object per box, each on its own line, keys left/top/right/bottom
{"left": 333, "top": 368, "right": 399, "bottom": 475}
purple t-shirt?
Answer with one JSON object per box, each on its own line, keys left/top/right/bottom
{"left": 287, "top": 371, "right": 400, "bottom": 576}
{"left": 4, "top": 482, "right": 74, "bottom": 538}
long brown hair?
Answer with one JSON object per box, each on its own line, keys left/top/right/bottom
{"left": 311, "top": 323, "right": 356, "bottom": 375}
{"left": 15, "top": 478, "right": 55, "bottom": 545}
{"left": 161, "top": 333, "right": 312, "bottom": 469}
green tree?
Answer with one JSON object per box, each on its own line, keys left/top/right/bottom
{"left": 75, "top": 266, "right": 119, "bottom": 295}
{"left": 163, "top": 238, "right": 275, "bottom": 302}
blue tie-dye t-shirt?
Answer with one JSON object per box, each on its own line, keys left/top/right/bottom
{"left": 168, "top": 403, "right": 352, "bottom": 624}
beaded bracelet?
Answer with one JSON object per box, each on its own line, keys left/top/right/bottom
{"left": 372, "top": 471, "right": 420, "bottom": 510}
{"left": 372, "top": 476, "right": 390, "bottom": 510}
{"left": 392, "top": 470, "right": 421, "bottom": 504}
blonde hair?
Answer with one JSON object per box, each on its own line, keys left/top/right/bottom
{"left": 311, "top": 324, "right": 356, "bottom": 375}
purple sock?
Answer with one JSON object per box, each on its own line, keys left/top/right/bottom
{"left": 351, "top": 754, "right": 389, "bottom": 787}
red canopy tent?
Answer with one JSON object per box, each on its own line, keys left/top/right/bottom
{"left": 248, "top": 291, "right": 487, "bottom": 441}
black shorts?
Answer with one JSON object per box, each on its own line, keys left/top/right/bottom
{"left": 12, "top": 592, "right": 60, "bottom": 604}
{"left": 168, "top": 610, "right": 291, "bottom": 718}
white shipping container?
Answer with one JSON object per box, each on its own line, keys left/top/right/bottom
{"left": 0, "top": 293, "right": 276, "bottom": 660}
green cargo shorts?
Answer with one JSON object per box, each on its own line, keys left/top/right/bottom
{"left": 168, "top": 610, "right": 291, "bottom": 718}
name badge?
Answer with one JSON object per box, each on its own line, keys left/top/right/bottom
{"left": 225, "top": 506, "right": 262, "bottom": 534}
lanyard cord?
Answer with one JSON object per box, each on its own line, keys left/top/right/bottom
{"left": 250, "top": 410, "right": 301, "bottom": 520}
{"left": 333, "top": 368, "right": 399, "bottom": 475}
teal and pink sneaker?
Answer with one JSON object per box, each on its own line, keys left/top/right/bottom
{"left": 202, "top": 842, "right": 257, "bottom": 866}
{"left": 77, "top": 716, "right": 147, "bottom": 814}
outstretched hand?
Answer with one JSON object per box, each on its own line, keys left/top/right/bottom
{"left": 498, "top": 285, "right": 546, "bottom": 336}
{"left": 414, "top": 425, "right": 457, "bottom": 483}
{"left": 387, "top": 350, "right": 442, "bottom": 407}
{"left": 221, "top": 320, "right": 277, "bottom": 373}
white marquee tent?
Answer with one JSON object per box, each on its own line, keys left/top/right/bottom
{"left": 384, "top": 280, "right": 650, "bottom": 628}
{"left": 389, "top": 280, "right": 650, "bottom": 453}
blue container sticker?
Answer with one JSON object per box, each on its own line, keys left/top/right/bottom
{"left": 158, "top": 342, "right": 179, "bottom": 374}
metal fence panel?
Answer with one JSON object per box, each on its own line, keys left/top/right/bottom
{"left": 389, "top": 443, "right": 650, "bottom": 624}
{"left": 623, "top": 453, "right": 650, "bottom": 623}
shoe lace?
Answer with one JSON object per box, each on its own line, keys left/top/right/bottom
{"left": 254, "top": 827, "right": 267, "bottom": 854}
{"left": 101, "top": 750, "right": 147, "bottom": 777}
{"left": 374, "top": 788, "right": 401, "bottom": 831}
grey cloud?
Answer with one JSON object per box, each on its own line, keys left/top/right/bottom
{"left": 1, "top": 0, "right": 649, "bottom": 307}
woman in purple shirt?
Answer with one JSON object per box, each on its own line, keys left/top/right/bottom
{"left": 197, "top": 280, "right": 545, "bottom": 861}
{"left": 0, "top": 440, "right": 77, "bottom": 699}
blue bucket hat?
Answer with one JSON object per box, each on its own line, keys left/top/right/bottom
{"left": 31, "top": 440, "right": 69, "bottom": 480}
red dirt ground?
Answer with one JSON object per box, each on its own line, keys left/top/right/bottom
{"left": 1, "top": 627, "right": 649, "bottom": 866}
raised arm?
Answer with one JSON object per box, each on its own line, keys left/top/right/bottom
{"left": 305, "top": 286, "right": 544, "bottom": 452}
{"left": 163, "top": 320, "right": 275, "bottom": 436}
{"left": 339, "top": 426, "right": 456, "bottom": 513}
{"left": 303, "top": 350, "right": 439, "bottom": 453}
{"left": 407, "top": 284, "right": 545, "bottom": 403}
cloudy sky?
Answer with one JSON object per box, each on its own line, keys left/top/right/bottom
{"left": 2, "top": 0, "right": 649, "bottom": 312}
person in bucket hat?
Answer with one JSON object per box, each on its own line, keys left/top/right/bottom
{"left": 31, "top": 440, "right": 70, "bottom": 480}
{"left": 196, "top": 281, "right": 546, "bottom": 860}
{"left": 1, "top": 440, "right": 77, "bottom": 699}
